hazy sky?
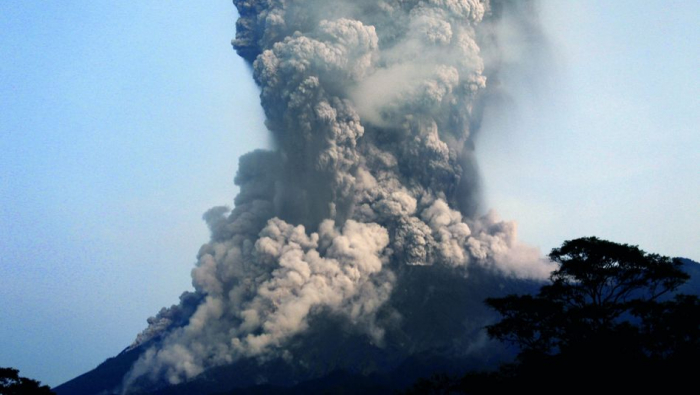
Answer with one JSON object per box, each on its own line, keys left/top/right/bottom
{"left": 1, "top": 0, "right": 698, "bottom": 387}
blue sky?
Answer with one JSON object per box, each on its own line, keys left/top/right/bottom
{"left": 478, "top": 0, "right": 699, "bottom": 260}
{"left": 1, "top": 0, "right": 698, "bottom": 387}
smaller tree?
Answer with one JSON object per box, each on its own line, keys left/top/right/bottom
{"left": 0, "top": 368, "right": 55, "bottom": 395}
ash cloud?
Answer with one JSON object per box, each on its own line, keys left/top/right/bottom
{"left": 122, "top": 0, "right": 554, "bottom": 391}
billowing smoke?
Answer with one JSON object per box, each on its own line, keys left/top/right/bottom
{"left": 122, "top": 0, "right": 553, "bottom": 391}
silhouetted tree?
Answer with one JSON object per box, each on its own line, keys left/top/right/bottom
{"left": 0, "top": 368, "right": 54, "bottom": 395}
{"left": 484, "top": 237, "right": 699, "bottom": 390}
{"left": 405, "top": 238, "right": 699, "bottom": 393}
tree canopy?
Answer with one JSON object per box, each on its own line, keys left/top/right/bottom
{"left": 408, "top": 237, "right": 700, "bottom": 393}
{"left": 483, "top": 237, "right": 699, "bottom": 389}
{"left": 0, "top": 368, "right": 54, "bottom": 395}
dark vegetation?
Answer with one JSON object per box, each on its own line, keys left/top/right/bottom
{"left": 0, "top": 368, "right": 54, "bottom": 395}
{"left": 409, "top": 237, "right": 700, "bottom": 393}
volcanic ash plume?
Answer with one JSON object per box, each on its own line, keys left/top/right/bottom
{"left": 123, "top": 0, "right": 553, "bottom": 390}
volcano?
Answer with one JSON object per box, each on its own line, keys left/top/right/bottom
{"left": 56, "top": 1, "right": 562, "bottom": 393}
{"left": 55, "top": 267, "right": 545, "bottom": 394}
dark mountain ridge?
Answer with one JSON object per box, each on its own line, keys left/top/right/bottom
{"left": 55, "top": 265, "right": 541, "bottom": 395}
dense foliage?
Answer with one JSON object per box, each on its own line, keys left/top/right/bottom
{"left": 0, "top": 368, "right": 54, "bottom": 395}
{"left": 409, "top": 237, "right": 700, "bottom": 393}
